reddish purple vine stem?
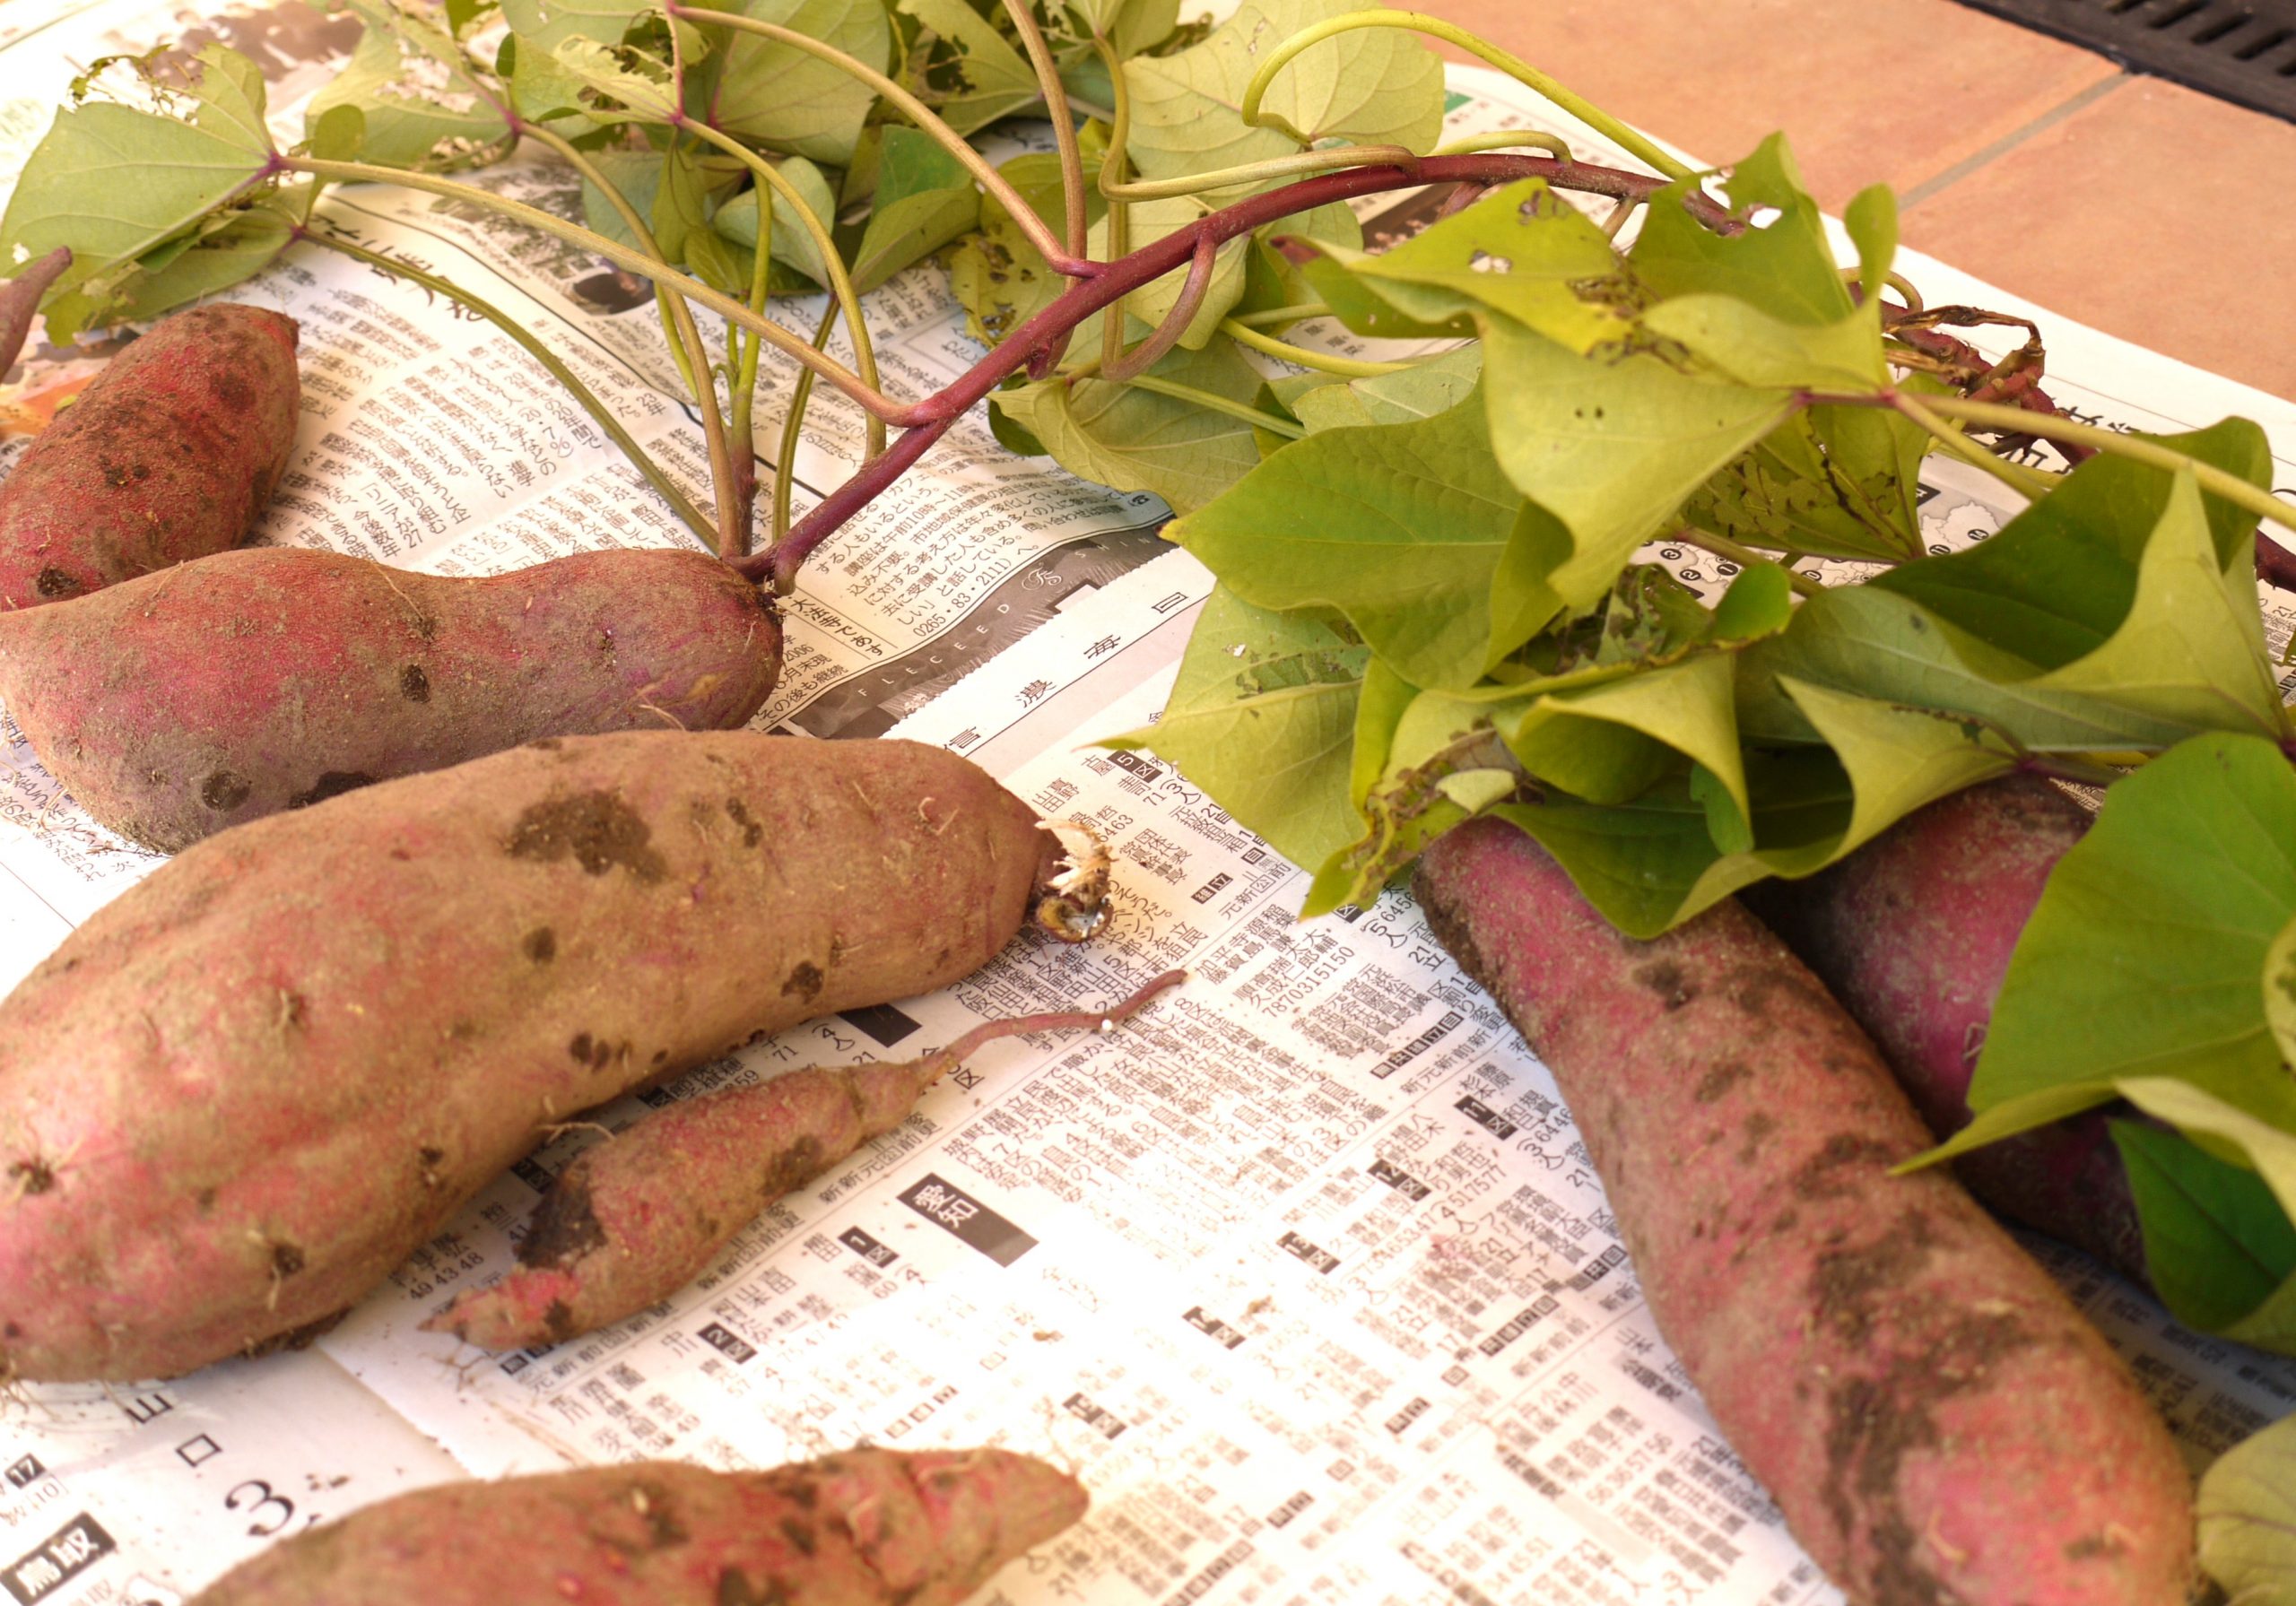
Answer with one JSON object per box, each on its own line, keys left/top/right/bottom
{"left": 746, "top": 151, "right": 1718, "bottom": 589}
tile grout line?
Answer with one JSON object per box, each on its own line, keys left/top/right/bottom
{"left": 1897, "top": 69, "right": 2132, "bottom": 209}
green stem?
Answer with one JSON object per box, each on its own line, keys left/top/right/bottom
{"left": 298, "top": 226, "right": 717, "bottom": 549}
{"left": 1241, "top": 9, "right": 1695, "bottom": 183}
{"left": 1894, "top": 391, "right": 2054, "bottom": 504}
{"left": 1106, "top": 143, "right": 1420, "bottom": 200}
{"left": 1231, "top": 301, "right": 1331, "bottom": 327}
{"left": 579, "top": 117, "right": 738, "bottom": 554}
{"left": 1092, "top": 33, "right": 1135, "bottom": 373}
{"left": 283, "top": 153, "right": 892, "bottom": 420}
{"left": 1124, "top": 373, "right": 1305, "bottom": 438}
{"left": 544, "top": 54, "right": 701, "bottom": 408}
{"left": 776, "top": 298, "right": 842, "bottom": 544}
{"left": 1433, "top": 129, "right": 1576, "bottom": 161}
{"left": 1669, "top": 529, "right": 1824, "bottom": 596}
{"left": 674, "top": 116, "right": 887, "bottom": 459}
{"left": 1002, "top": 0, "right": 1087, "bottom": 266}
{"left": 1900, "top": 393, "right": 2296, "bottom": 541}
{"left": 670, "top": 4, "right": 1088, "bottom": 277}
{"left": 1220, "top": 318, "right": 1410, "bottom": 377}
{"left": 729, "top": 179, "right": 776, "bottom": 550}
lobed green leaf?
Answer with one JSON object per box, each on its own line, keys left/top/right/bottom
{"left": 305, "top": 0, "right": 513, "bottom": 171}
{"left": 1104, "top": 586, "right": 1367, "bottom": 869}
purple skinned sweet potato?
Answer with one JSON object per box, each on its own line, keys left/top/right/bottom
{"left": 1414, "top": 817, "right": 2194, "bottom": 1606}
{"left": 0, "top": 543, "right": 782, "bottom": 851}
{"left": 0, "top": 302, "right": 299, "bottom": 608}
{"left": 427, "top": 969, "right": 1185, "bottom": 1350}
{"left": 0, "top": 732, "right": 1088, "bottom": 1383}
{"left": 1739, "top": 776, "right": 2146, "bottom": 1281}
{"left": 183, "top": 1447, "right": 1087, "bottom": 1606}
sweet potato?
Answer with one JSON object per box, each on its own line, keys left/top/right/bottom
{"left": 0, "top": 303, "right": 299, "bottom": 609}
{"left": 428, "top": 969, "right": 1184, "bottom": 1350}
{"left": 1741, "top": 776, "right": 2148, "bottom": 1281}
{"left": 0, "top": 247, "right": 69, "bottom": 380}
{"left": 184, "top": 1447, "right": 1087, "bottom": 1606}
{"left": 0, "top": 545, "right": 783, "bottom": 851}
{"left": 1414, "top": 818, "right": 2194, "bottom": 1606}
{"left": 0, "top": 732, "right": 1083, "bottom": 1383}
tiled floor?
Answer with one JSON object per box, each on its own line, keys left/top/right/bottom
{"left": 1431, "top": 0, "right": 2296, "bottom": 403}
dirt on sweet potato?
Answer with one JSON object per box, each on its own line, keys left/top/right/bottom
{"left": 0, "top": 303, "right": 299, "bottom": 609}
{"left": 1413, "top": 817, "right": 2195, "bottom": 1606}
{"left": 1740, "top": 776, "right": 2148, "bottom": 1282}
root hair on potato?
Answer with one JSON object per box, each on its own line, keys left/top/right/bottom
{"left": 1034, "top": 819, "right": 1112, "bottom": 943}
{"left": 536, "top": 1120, "right": 616, "bottom": 1145}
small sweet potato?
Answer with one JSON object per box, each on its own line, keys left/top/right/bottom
{"left": 0, "top": 733, "right": 1081, "bottom": 1382}
{"left": 0, "top": 545, "right": 782, "bottom": 851}
{"left": 1741, "top": 776, "right": 2147, "bottom": 1280}
{"left": 1414, "top": 818, "right": 2194, "bottom": 1606}
{"left": 184, "top": 1447, "right": 1087, "bottom": 1606}
{"left": 428, "top": 970, "right": 1184, "bottom": 1350}
{"left": 0, "top": 303, "right": 299, "bottom": 609}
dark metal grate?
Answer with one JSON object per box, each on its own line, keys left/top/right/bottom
{"left": 1952, "top": 0, "right": 2296, "bottom": 121}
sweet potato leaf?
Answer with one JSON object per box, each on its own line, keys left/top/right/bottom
{"left": 712, "top": 154, "right": 839, "bottom": 288}
{"left": 1641, "top": 292, "right": 1883, "bottom": 391}
{"left": 0, "top": 46, "right": 279, "bottom": 339}
{"left": 2013, "top": 472, "right": 2283, "bottom": 738}
{"left": 550, "top": 36, "right": 682, "bottom": 123}
{"left": 1123, "top": 0, "right": 1442, "bottom": 186}
{"left": 499, "top": 0, "right": 657, "bottom": 51}
{"left": 1169, "top": 387, "right": 1537, "bottom": 689}
{"left": 1775, "top": 675, "right": 2015, "bottom": 855}
{"left": 898, "top": 0, "right": 1039, "bottom": 136}
{"left": 948, "top": 142, "right": 1106, "bottom": 343}
{"left": 991, "top": 339, "right": 1265, "bottom": 514}
{"left": 849, "top": 126, "right": 978, "bottom": 292}
{"left": 305, "top": 0, "right": 513, "bottom": 171}
{"left": 716, "top": 0, "right": 891, "bottom": 165}
{"left": 2115, "top": 1080, "right": 2296, "bottom": 1352}
{"left": 2198, "top": 1414, "right": 2296, "bottom": 1605}
{"left": 1740, "top": 584, "right": 2212, "bottom": 754}
{"left": 1874, "top": 419, "right": 2275, "bottom": 660}
{"left": 2116, "top": 1120, "right": 2296, "bottom": 1338}
{"left": 1105, "top": 586, "right": 1367, "bottom": 869}
{"left": 1070, "top": 0, "right": 1181, "bottom": 59}
{"left": 1500, "top": 653, "right": 1744, "bottom": 812}
{"left": 1479, "top": 311, "right": 1793, "bottom": 610}
{"left": 1971, "top": 734, "right": 2296, "bottom": 1131}
{"left": 1632, "top": 134, "right": 1854, "bottom": 326}
{"left": 1289, "top": 344, "right": 1483, "bottom": 433}
{"left": 577, "top": 142, "right": 709, "bottom": 262}
{"left": 1483, "top": 749, "right": 1852, "bottom": 937}
{"left": 1295, "top": 180, "right": 1633, "bottom": 354}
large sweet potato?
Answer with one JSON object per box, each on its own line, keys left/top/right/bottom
{"left": 0, "top": 545, "right": 782, "bottom": 851}
{"left": 1741, "top": 776, "right": 2148, "bottom": 1281}
{"left": 0, "top": 733, "right": 1068, "bottom": 1382}
{"left": 184, "top": 1448, "right": 1087, "bottom": 1606}
{"left": 1414, "top": 818, "right": 2194, "bottom": 1606}
{"left": 0, "top": 303, "right": 299, "bottom": 609}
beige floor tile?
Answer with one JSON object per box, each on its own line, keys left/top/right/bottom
{"left": 1422, "top": 0, "right": 2120, "bottom": 207}
{"left": 1899, "top": 74, "right": 2296, "bottom": 401}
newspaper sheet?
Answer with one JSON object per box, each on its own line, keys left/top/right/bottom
{"left": 0, "top": 5, "right": 2292, "bottom": 1604}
